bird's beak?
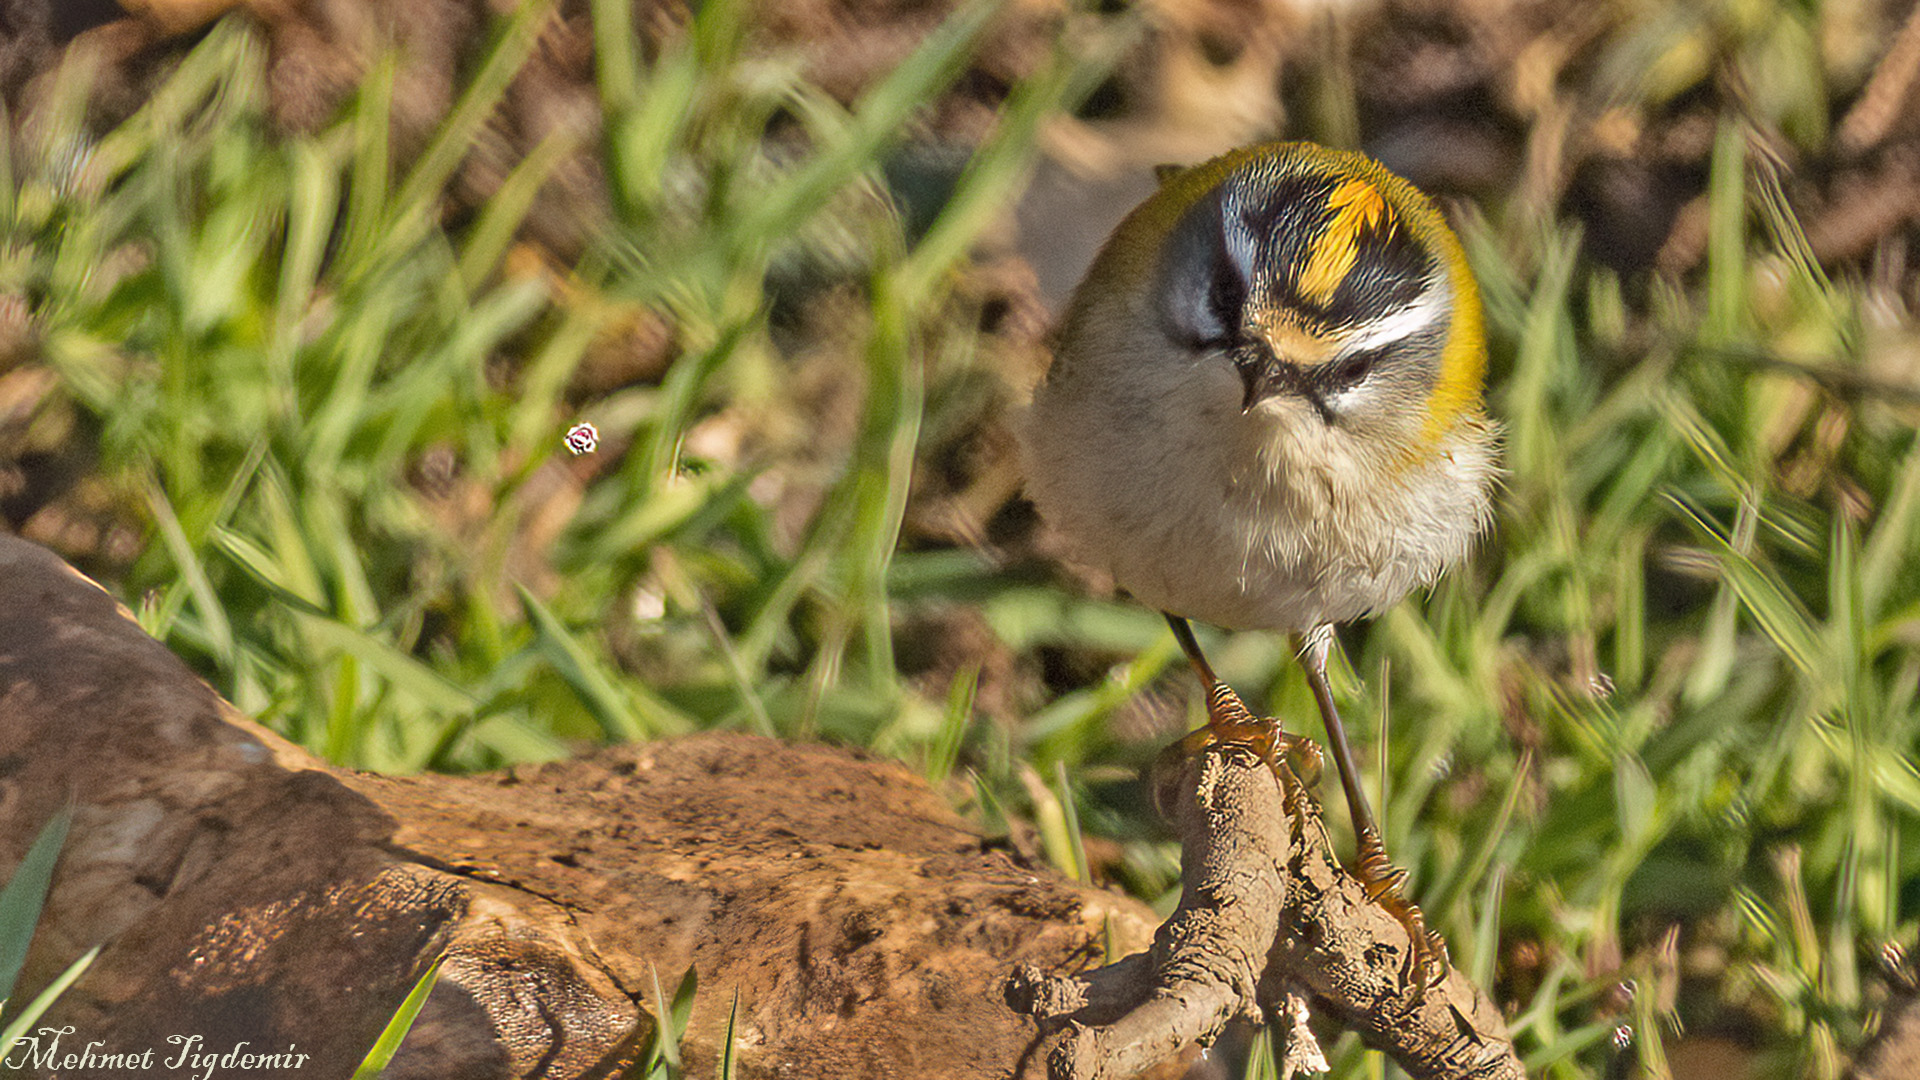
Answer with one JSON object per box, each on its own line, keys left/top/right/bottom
{"left": 1234, "top": 347, "right": 1331, "bottom": 420}
{"left": 1234, "top": 349, "right": 1282, "bottom": 411}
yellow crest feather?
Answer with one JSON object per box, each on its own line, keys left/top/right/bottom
{"left": 1297, "top": 178, "right": 1390, "bottom": 307}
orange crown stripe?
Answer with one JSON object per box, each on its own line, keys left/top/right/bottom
{"left": 1297, "top": 177, "right": 1390, "bottom": 307}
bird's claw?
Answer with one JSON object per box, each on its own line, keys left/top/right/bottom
{"left": 1354, "top": 830, "right": 1449, "bottom": 991}
{"left": 1150, "top": 681, "right": 1323, "bottom": 824}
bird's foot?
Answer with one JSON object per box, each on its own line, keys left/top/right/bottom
{"left": 1353, "top": 830, "right": 1449, "bottom": 991}
{"left": 1151, "top": 681, "right": 1324, "bottom": 821}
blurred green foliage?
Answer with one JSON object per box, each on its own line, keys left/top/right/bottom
{"left": 4, "top": 0, "right": 1920, "bottom": 1077}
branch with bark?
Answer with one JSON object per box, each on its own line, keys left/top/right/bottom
{"left": 1008, "top": 738, "right": 1527, "bottom": 1080}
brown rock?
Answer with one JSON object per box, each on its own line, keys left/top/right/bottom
{"left": 0, "top": 533, "right": 1154, "bottom": 1078}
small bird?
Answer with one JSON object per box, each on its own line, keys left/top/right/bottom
{"left": 1022, "top": 142, "right": 1497, "bottom": 980}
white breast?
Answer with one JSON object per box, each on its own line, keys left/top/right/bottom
{"left": 1021, "top": 319, "right": 1496, "bottom": 632}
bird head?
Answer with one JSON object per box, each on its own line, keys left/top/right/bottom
{"left": 1067, "top": 143, "right": 1487, "bottom": 457}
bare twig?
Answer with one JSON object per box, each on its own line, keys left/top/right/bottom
{"left": 1009, "top": 740, "right": 1525, "bottom": 1080}
{"left": 1837, "top": 2, "right": 1920, "bottom": 153}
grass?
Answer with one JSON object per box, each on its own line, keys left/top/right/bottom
{"left": 0, "top": 809, "right": 72, "bottom": 1012}
{"left": 348, "top": 955, "right": 446, "bottom": 1080}
{"left": 0, "top": 809, "right": 99, "bottom": 1071}
{"left": 4, "top": 0, "right": 1919, "bottom": 1077}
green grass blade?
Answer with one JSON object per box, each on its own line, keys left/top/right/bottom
{"left": 292, "top": 614, "right": 479, "bottom": 719}
{"left": 458, "top": 128, "right": 581, "bottom": 292}
{"left": 349, "top": 953, "right": 445, "bottom": 1080}
{"left": 718, "top": 988, "right": 740, "bottom": 1080}
{"left": 1667, "top": 493, "right": 1827, "bottom": 682}
{"left": 596, "top": 7, "right": 697, "bottom": 218}
{"left": 0, "top": 808, "right": 72, "bottom": 1006}
{"left": 1703, "top": 118, "right": 1748, "bottom": 345}
{"left": 505, "top": 302, "right": 604, "bottom": 458}
{"left": 642, "top": 964, "right": 697, "bottom": 1074}
{"left": 735, "top": 0, "right": 999, "bottom": 245}
{"left": 895, "top": 13, "right": 1131, "bottom": 302}
{"left": 0, "top": 97, "right": 14, "bottom": 228}
{"left": 1431, "top": 751, "right": 1531, "bottom": 920}
{"left": 256, "top": 462, "right": 328, "bottom": 608}
{"left": 389, "top": 0, "right": 555, "bottom": 239}
{"left": 1861, "top": 437, "right": 1920, "bottom": 621}
{"left": 340, "top": 54, "right": 395, "bottom": 268}
{"left": 1054, "top": 760, "right": 1092, "bottom": 886}
{"left": 274, "top": 136, "right": 343, "bottom": 375}
{"left": 306, "top": 489, "right": 381, "bottom": 628}
{"left": 1503, "top": 226, "right": 1581, "bottom": 482}
{"left": 517, "top": 586, "right": 693, "bottom": 741}
{"left": 691, "top": 591, "right": 776, "bottom": 737}
{"left": 1468, "top": 864, "right": 1508, "bottom": 989}
{"left": 1612, "top": 526, "right": 1649, "bottom": 693}
{"left": 144, "top": 479, "right": 236, "bottom": 667}
{"left": 86, "top": 20, "right": 255, "bottom": 184}
{"left": 844, "top": 267, "right": 922, "bottom": 687}
{"left": 588, "top": 0, "right": 640, "bottom": 116}
{"left": 926, "top": 663, "right": 978, "bottom": 785}
{"left": 209, "top": 526, "right": 328, "bottom": 616}
{"left": 1, "top": 946, "right": 99, "bottom": 1057}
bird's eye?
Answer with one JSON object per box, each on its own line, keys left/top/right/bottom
{"left": 1320, "top": 346, "right": 1383, "bottom": 394}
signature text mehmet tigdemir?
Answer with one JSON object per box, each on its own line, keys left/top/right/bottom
{"left": 5, "top": 1027, "right": 312, "bottom": 1078}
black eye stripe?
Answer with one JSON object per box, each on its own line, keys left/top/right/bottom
{"left": 1312, "top": 345, "right": 1387, "bottom": 395}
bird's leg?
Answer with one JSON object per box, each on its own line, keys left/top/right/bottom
{"left": 1296, "top": 624, "right": 1448, "bottom": 989}
{"left": 1154, "top": 614, "right": 1323, "bottom": 815}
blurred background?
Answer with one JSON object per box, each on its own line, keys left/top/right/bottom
{"left": 4, "top": 0, "right": 1920, "bottom": 1075}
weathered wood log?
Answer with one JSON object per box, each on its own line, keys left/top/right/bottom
{"left": 0, "top": 534, "right": 1162, "bottom": 1079}
{"left": 1855, "top": 946, "right": 1920, "bottom": 1080}
{"left": 1008, "top": 737, "right": 1526, "bottom": 1079}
